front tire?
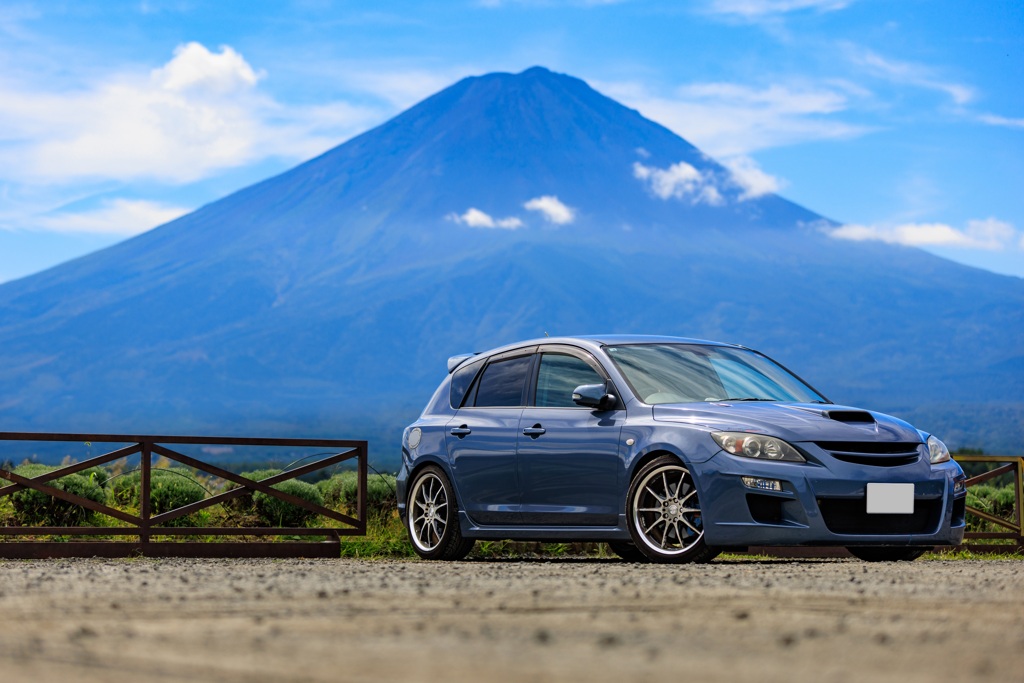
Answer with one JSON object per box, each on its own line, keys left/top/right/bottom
{"left": 626, "top": 455, "right": 719, "bottom": 564}
{"left": 847, "top": 546, "right": 928, "bottom": 562}
{"left": 406, "top": 465, "right": 475, "bottom": 561}
{"left": 607, "top": 540, "right": 648, "bottom": 563}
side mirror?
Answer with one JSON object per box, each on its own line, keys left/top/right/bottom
{"left": 572, "top": 383, "right": 618, "bottom": 411}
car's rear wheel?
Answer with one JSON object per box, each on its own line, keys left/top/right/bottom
{"left": 627, "top": 455, "right": 720, "bottom": 564}
{"left": 846, "top": 546, "right": 928, "bottom": 562}
{"left": 407, "top": 465, "right": 475, "bottom": 561}
{"left": 607, "top": 540, "right": 648, "bottom": 562}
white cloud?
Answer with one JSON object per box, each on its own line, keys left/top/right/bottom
{"left": 845, "top": 46, "right": 974, "bottom": 105}
{"left": 706, "top": 0, "right": 853, "bottom": 17}
{"left": 599, "top": 79, "right": 869, "bottom": 157}
{"left": 830, "top": 218, "right": 1020, "bottom": 250}
{"left": 34, "top": 198, "right": 190, "bottom": 236}
{"left": 633, "top": 161, "right": 725, "bottom": 205}
{"left": 978, "top": 113, "right": 1024, "bottom": 129}
{"left": 721, "top": 155, "right": 784, "bottom": 199}
{"left": 0, "top": 42, "right": 382, "bottom": 185}
{"left": 448, "top": 208, "right": 523, "bottom": 229}
{"left": 524, "top": 195, "right": 576, "bottom": 224}
{"left": 153, "top": 42, "right": 263, "bottom": 94}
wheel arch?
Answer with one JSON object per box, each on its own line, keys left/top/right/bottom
{"left": 624, "top": 444, "right": 713, "bottom": 518}
{"left": 623, "top": 448, "right": 720, "bottom": 563}
{"left": 400, "top": 454, "right": 458, "bottom": 515}
{"left": 627, "top": 445, "right": 690, "bottom": 482}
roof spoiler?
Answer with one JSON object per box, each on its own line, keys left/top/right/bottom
{"left": 447, "top": 353, "right": 477, "bottom": 373}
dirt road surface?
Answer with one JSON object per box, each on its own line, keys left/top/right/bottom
{"left": 0, "top": 557, "right": 1020, "bottom": 682}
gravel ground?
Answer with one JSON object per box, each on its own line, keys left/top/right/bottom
{"left": 0, "top": 557, "right": 1021, "bottom": 682}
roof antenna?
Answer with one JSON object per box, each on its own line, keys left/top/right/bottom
{"left": 544, "top": 331, "right": 550, "bottom": 337}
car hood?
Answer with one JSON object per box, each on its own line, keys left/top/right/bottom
{"left": 651, "top": 402, "right": 922, "bottom": 444}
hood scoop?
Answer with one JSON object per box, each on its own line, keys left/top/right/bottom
{"left": 825, "top": 410, "right": 875, "bottom": 424}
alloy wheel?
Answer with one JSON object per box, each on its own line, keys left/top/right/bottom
{"left": 631, "top": 463, "right": 705, "bottom": 556}
{"left": 409, "top": 471, "right": 450, "bottom": 553}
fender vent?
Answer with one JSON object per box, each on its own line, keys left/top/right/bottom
{"left": 825, "top": 410, "right": 875, "bottom": 424}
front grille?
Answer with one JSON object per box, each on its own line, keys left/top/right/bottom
{"left": 831, "top": 453, "right": 920, "bottom": 467}
{"left": 815, "top": 442, "right": 922, "bottom": 467}
{"left": 818, "top": 497, "right": 941, "bottom": 535}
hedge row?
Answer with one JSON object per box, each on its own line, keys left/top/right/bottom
{"left": 317, "top": 471, "right": 397, "bottom": 516}
{"left": 965, "top": 484, "right": 1016, "bottom": 522}
{"left": 1, "top": 464, "right": 397, "bottom": 528}
{"left": 5, "top": 464, "right": 108, "bottom": 526}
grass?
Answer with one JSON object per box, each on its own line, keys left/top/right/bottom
{"left": 338, "top": 512, "right": 417, "bottom": 558}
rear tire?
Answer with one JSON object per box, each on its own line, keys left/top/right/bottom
{"left": 626, "top": 455, "right": 720, "bottom": 564}
{"left": 406, "top": 465, "right": 475, "bottom": 561}
{"left": 846, "top": 546, "right": 928, "bottom": 562}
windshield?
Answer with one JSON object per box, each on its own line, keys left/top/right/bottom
{"left": 604, "top": 344, "right": 828, "bottom": 405}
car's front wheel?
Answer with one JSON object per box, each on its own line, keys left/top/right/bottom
{"left": 407, "top": 465, "right": 475, "bottom": 561}
{"left": 626, "top": 455, "right": 720, "bottom": 564}
{"left": 846, "top": 546, "right": 928, "bottom": 562}
{"left": 607, "top": 540, "right": 648, "bottom": 562}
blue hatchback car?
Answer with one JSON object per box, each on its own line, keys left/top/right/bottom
{"left": 398, "top": 336, "right": 967, "bottom": 563}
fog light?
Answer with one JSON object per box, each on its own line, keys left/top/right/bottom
{"left": 953, "top": 478, "right": 966, "bottom": 494}
{"left": 742, "top": 477, "right": 783, "bottom": 492}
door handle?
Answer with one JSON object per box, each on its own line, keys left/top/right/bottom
{"left": 450, "top": 425, "right": 472, "bottom": 437}
{"left": 522, "top": 424, "right": 546, "bottom": 438}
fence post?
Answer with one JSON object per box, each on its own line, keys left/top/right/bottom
{"left": 140, "top": 441, "right": 151, "bottom": 547}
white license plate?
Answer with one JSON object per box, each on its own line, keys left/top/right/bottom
{"left": 866, "top": 483, "right": 915, "bottom": 514}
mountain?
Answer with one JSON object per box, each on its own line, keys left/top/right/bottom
{"left": 1, "top": 66, "right": 1022, "bottom": 465}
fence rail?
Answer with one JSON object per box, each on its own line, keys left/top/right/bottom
{"left": 0, "top": 432, "right": 367, "bottom": 558}
{"left": 953, "top": 454, "right": 1023, "bottom": 553}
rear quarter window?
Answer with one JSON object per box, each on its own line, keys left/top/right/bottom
{"left": 450, "top": 358, "right": 485, "bottom": 409}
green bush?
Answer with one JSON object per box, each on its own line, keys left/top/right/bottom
{"left": 109, "top": 467, "right": 206, "bottom": 526}
{"left": 8, "top": 463, "right": 108, "bottom": 526}
{"left": 967, "top": 484, "right": 1016, "bottom": 518}
{"left": 253, "top": 478, "right": 324, "bottom": 527}
{"left": 317, "top": 471, "right": 397, "bottom": 515}
{"left": 225, "top": 469, "right": 283, "bottom": 511}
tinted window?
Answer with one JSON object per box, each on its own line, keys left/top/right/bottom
{"left": 535, "top": 354, "right": 604, "bottom": 408}
{"left": 473, "top": 355, "right": 533, "bottom": 407}
{"left": 450, "top": 358, "right": 485, "bottom": 409}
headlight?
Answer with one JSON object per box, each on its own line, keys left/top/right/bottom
{"left": 927, "top": 435, "right": 950, "bottom": 464}
{"left": 711, "top": 432, "right": 805, "bottom": 462}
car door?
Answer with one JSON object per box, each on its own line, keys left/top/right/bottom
{"left": 516, "top": 346, "right": 624, "bottom": 526}
{"left": 445, "top": 349, "right": 536, "bottom": 525}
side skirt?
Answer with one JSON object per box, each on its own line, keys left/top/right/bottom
{"left": 457, "top": 511, "right": 632, "bottom": 541}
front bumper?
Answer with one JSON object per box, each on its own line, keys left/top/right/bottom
{"left": 694, "top": 448, "right": 967, "bottom": 547}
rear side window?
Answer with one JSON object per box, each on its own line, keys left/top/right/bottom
{"left": 450, "top": 358, "right": 485, "bottom": 409}
{"left": 472, "top": 355, "right": 533, "bottom": 407}
{"left": 535, "top": 354, "right": 604, "bottom": 408}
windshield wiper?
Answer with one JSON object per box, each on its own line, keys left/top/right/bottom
{"left": 709, "top": 397, "right": 777, "bottom": 402}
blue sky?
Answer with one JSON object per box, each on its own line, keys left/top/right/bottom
{"left": 0, "top": 0, "right": 1021, "bottom": 282}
